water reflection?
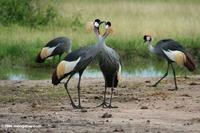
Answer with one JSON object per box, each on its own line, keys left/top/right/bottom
{"left": 9, "top": 74, "right": 27, "bottom": 80}
{"left": 0, "top": 60, "right": 198, "bottom": 80}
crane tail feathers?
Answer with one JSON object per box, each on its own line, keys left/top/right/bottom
{"left": 163, "top": 50, "right": 196, "bottom": 71}
{"left": 52, "top": 58, "right": 81, "bottom": 85}
{"left": 36, "top": 52, "right": 45, "bottom": 63}
{"left": 52, "top": 70, "right": 60, "bottom": 85}
{"left": 184, "top": 53, "right": 196, "bottom": 71}
{"left": 52, "top": 61, "right": 66, "bottom": 85}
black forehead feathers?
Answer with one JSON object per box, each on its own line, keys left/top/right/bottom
{"left": 143, "top": 35, "right": 147, "bottom": 40}
{"left": 95, "top": 19, "right": 101, "bottom": 23}
{"left": 106, "top": 21, "right": 111, "bottom": 26}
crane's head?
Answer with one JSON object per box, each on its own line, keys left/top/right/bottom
{"left": 94, "top": 19, "right": 101, "bottom": 28}
{"left": 105, "top": 21, "right": 111, "bottom": 28}
{"left": 94, "top": 19, "right": 105, "bottom": 28}
{"left": 86, "top": 18, "right": 104, "bottom": 33}
{"left": 93, "top": 19, "right": 106, "bottom": 36}
{"left": 143, "top": 34, "right": 152, "bottom": 43}
{"left": 104, "top": 21, "right": 113, "bottom": 34}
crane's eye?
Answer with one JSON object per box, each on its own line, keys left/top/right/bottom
{"left": 94, "top": 22, "right": 99, "bottom": 27}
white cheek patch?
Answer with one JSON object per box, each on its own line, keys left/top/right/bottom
{"left": 105, "top": 25, "right": 109, "bottom": 29}
{"left": 56, "top": 57, "right": 81, "bottom": 78}
{"left": 94, "top": 22, "right": 99, "bottom": 27}
{"left": 40, "top": 46, "right": 57, "bottom": 59}
{"left": 146, "top": 36, "right": 151, "bottom": 41}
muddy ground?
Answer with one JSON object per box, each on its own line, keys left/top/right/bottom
{"left": 0, "top": 76, "right": 200, "bottom": 133}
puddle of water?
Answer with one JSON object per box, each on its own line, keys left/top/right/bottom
{"left": 0, "top": 60, "right": 198, "bottom": 80}
{"left": 4, "top": 68, "right": 161, "bottom": 80}
{"left": 0, "top": 66, "right": 195, "bottom": 80}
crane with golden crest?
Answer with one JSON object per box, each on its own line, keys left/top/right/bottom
{"left": 143, "top": 34, "right": 196, "bottom": 91}
{"left": 51, "top": 19, "right": 104, "bottom": 109}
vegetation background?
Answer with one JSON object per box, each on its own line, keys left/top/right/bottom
{"left": 0, "top": 0, "right": 200, "bottom": 73}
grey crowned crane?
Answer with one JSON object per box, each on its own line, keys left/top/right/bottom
{"left": 144, "top": 35, "right": 196, "bottom": 91}
{"left": 52, "top": 19, "right": 104, "bottom": 109}
{"left": 36, "top": 37, "right": 71, "bottom": 63}
{"left": 97, "top": 21, "right": 121, "bottom": 108}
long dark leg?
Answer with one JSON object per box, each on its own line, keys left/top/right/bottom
{"left": 103, "top": 84, "right": 107, "bottom": 106}
{"left": 109, "top": 85, "right": 114, "bottom": 108}
{"left": 96, "top": 83, "right": 108, "bottom": 108}
{"left": 152, "top": 62, "right": 170, "bottom": 87}
{"left": 77, "top": 72, "right": 83, "bottom": 108}
{"left": 108, "top": 76, "right": 117, "bottom": 108}
{"left": 169, "top": 63, "right": 178, "bottom": 91}
{"left": 64, "top": 74, "right": 77, "bottom": 108}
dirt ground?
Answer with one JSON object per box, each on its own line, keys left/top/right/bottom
{"left": 0, "top": 76, "right": 200, "bottom": 133}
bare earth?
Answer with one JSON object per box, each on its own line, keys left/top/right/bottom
{"left": 0, "top": 77, "right": 200, "bottom": 133}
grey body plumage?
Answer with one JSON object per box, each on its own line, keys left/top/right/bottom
{"left": 99, "top": 46, "right": 120, "bottom": 87}
{"left": 144, "top": 35, "right": 196, "bottom": 90}
{"left": 52, "top": 19, "right": 104, "bottom": 109}
{"left": 36, "top": 37, "right": 71, "bottom": 63}
{"left": 153, "top": 39, "right": 185, "bottom": 60}
{"left": 97, "top": 21, "right": 121, "bottom": 108}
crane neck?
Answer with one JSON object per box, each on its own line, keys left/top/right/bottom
{"left": 94, "top": 27, "right": 100, "bottom": 39}
{"left": 147, "top": 41, "right": 155, "bottom": 53}
{"left": 97, "top": 36, "right": 107, "bottom": 49}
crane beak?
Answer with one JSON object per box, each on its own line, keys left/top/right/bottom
{"left": 100, "top": 21, "right": 106, "bottom": 25}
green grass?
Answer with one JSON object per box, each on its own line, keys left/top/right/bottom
{"left": 0, "top": 0, "right": 200, "bottom": 67}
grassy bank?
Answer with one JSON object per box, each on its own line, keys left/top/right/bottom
{"left": 0, "top": 0, "right": 200, "bottom": 67}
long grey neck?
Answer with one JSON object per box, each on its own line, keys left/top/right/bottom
{"left": 97, "top": 36, "right": 107, "bottom": 50}
{"left": 147, "top": 41, "right": 155, "bottom": 53}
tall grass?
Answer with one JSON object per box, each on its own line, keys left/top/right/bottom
{"left": 0, "top": 0, "right": 200, "bottom": 67}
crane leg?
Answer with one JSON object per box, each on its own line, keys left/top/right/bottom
{"left": 169, "top": 63, "right": 178, "bottom": 91}
{"left": 109, "top": 86, "right": 114, "bottom": 108}
{"left": 151, "top": 62, "right": 169, "bottom": 87}
{"left": 77, "top": 73, "right": 83, "bottom": 109}
{"left": 96, "top": 84, "right": 109, "bottom": 108}
{"left": 64, "top": 74, "right": 77, "bottom": 109}
{"left": 108, "top": 76, "right": 118, "bottom": 108}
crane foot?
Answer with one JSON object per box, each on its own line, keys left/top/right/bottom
{"left": 70, "top": 102, "right": 80, "bottom": 109}
{"left": 96, "top": 101, "right": 109, "bottom": 108}
{"left": 147, "top": 84, "right": 157, "bottom": 87}
{"left": 168, "top": 87, "right": 178, "bottom": 91}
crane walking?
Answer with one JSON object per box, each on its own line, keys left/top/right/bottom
{"left": 36, "top": 37, "right": 71, "bottom": 63}
{"left": 143, "top": 35, "right": 196, "bottom": 90}
{"left": 52, "top": 19, "right": 104, "bottom": 109}
{"left": 97, "top": 21, "right": 121, "bottom": 108}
